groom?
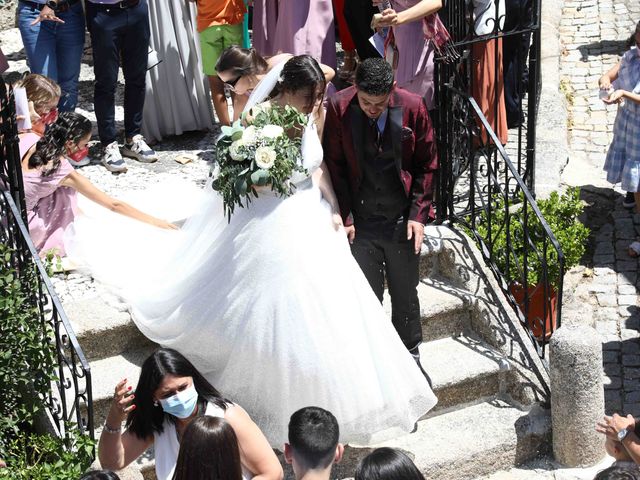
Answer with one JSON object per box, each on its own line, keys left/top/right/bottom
{"left": 323, "top": 58, "right": 438, "bottom": 373}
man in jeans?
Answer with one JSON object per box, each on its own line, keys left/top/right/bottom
{"left": 86, "top": 0, "right": 157, "bottom": 173}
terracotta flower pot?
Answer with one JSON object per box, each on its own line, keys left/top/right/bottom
{"left": 509, "top": 283, "right": 558, "bottom": 341}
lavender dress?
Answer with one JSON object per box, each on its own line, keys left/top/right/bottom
{"left": 23, "top": 158, "right": 77, "bottom": 256}
{"left": 252, "top": 0, "right": 278, "bottom": 57}
{"left": 391, "top": 0, "right": 436, "bottom": 109}
{"left": 271, "top": 0, "right": 337, "bottom": 69}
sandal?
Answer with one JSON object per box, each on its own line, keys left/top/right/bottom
{"left": 628, "top": 241, "right": 640, "bottom": 258}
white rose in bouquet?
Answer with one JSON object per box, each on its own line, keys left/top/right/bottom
{"left": 261, "top": 124, "right": 284, "bottom": 139}
{"left": 242, "top": 125, "right": 258, "bottom": 145}
{"left": 255, "top": 146, "right": 277, "bottom": 169}
{"left": 229, "top": 139, "right": 245, "bottom": 161}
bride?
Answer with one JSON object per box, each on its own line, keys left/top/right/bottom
{"left": 72, "top": 55, "right": 437, "bottom": 446}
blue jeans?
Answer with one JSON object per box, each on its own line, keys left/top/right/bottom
{"left": 17, "top": 0, "right": 85, "bottom": 112}
{"left": 86, "top": 0, "right": 149, "bottom": 145}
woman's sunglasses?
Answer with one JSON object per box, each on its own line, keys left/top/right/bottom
{"left": 218, "top": 75, "right": 240, "bottom": 91}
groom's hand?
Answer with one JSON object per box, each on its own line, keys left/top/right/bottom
{"left": 407, "top": 220, "right": 424, "bottom": 254}
{"left": 344, "top": 225, "right": 356, "bottom": 244}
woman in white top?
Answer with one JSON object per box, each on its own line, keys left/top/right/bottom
{"left": 98, "top": 348, "right": 282, "bottom": 480}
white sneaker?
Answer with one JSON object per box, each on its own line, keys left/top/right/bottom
{"left": 101, "top": 141, "right": 128, "bottom": 173}
{"left": 121, "top": 135, "right": 158, "bottom": 163}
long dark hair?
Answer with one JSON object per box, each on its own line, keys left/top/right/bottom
{"left": 29, "top": 112, "right": 92, "bottom": 176}
{"left": 126, "top": 348, "right": 230, "bottom": 439}
{"left": 216, "top": 46, "right": 269, "bottom": 79}
{"left": 172, "top": 416, "right": 243, "bottom": 480}
{"left": 354, "top": 448, "right": 425, "bottom": 480}
{"left": 627, "top": 20, "right": 640, "bottom": 49}
{"left": 270, "top": 55, "right": 326, "bottom": 111}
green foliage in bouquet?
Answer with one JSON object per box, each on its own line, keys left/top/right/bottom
{"left": 213, "top": 105, "right": 308, "bottom": 220}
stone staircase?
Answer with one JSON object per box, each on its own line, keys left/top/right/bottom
{"left": 64, "top": 224, "right": 552, "bottom": 480}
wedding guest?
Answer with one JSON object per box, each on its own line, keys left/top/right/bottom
{"left": 142, "top": 0, "right": 214, "bottom": 143}
{"left": 593, "top": 465, "right": 640, "bottom": 480}
{"left": 193, "top": 0, "right": 246, "bottom": 127}
{"left": 604, "top": 423, "right": 640, "bottom": 469}
{"left": 79, "top": 471, "right": 121, "bottom": 480}
{"left": 98, "top": 348, "right": 282, "bottom": 480}
{"left": 271, "top": 0, "right": 337, "bottom": 69}
{"left": 354, "top": 447, "right": 425, "bottom": 480}
{"left": 469, "top": 0, "right": 508, "bottom": 144}
{"left": 343, "top": 0, "right": 381, "bottom": 61}
{"left": 85, "top": 0, "right": 158, "bottom": 173}
{"left": 252, "top": 0, "right": 278, "bottom": 57}
{"left": 323, "top": 58, "right": 438, "bottom": 381}
{"left": 332, "top": 0, "right": 358, "bottom": 80}
{"left": 601, "top": 20, "right": 640, "bottom": 224}
{"left": 22, "top": 112, "right": 175, "bottom": 257}
{"left": 372, "top": 0, "right": 443, "bottom": 109}
{"left": 284, "top": 407, "right": 344, "bottom": 480}
{"left": 215, "top": 46, "right": 335, "bottom": 123}
{"left": 597, "top": 413, "right": 640, "bottom": 465}
{"left": 17, "top": 0, "right": 85, "bottom": 112}
{"left": 15, "top": 74, "right": 60, "bottom": 139}
{"left": 173, "top": 416, "right": 243, "bottom": 480}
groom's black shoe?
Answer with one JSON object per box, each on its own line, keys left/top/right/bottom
{"left": 410, "top": 346, "right": 433, "bottom": 389}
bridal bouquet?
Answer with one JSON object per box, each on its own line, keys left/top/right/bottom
{"left": 213, "top": 105, "right": 308, "bottom": 219}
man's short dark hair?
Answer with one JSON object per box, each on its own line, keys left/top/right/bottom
{"left": 288, "top": 406, "right": 339, "bottom": 470}
{"left": 594, "top": 465, "right": 640, "bottom": 480}
{"left": 355, "top": 58, "right": 394, "bottom": 96}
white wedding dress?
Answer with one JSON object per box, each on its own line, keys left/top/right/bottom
{"left": 69, "top": 64, "right": 437, "bottom": 447}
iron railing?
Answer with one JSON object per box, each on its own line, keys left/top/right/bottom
{"left": 435, "top": 0, "right": 561, "bottom": 357}
{"left": 0, "top": 82, "right": 94, "bottom": 444}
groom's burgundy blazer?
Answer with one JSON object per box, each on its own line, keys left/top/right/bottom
{"left": 323, "top": 86, "right": 438, "bottom": 226}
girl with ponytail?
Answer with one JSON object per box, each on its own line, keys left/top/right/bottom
{"left": 214, "top": 46, "right": 335, "bottom": 125}
{"left": 22, "top": 112, "right": 176, "bottom": 257}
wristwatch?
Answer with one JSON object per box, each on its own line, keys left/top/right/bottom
{"left": 618, "top": 428, "right": 630, "bottom": 442}
{"left": 45, "top": 0, "right": 58, "bottom": 8}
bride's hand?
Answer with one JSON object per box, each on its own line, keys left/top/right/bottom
{"left": 331, "top": 212, "right": 344, "bottom": 231}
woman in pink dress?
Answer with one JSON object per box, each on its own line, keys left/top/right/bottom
{"left": 373, "top": 0, "right": 443, "bottom": 110}
{"left": 267, "top": 0, "right": 337, "bottom": 69}
{"left": 22, "top": 112, "right": 175, "bottom": 257}
{"left": 251, "top": 0, "right": 278, "bottom": 57}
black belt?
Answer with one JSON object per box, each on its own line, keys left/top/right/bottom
{"left": 88, "top": 0, "right": 139, "bottom": 10}
{"left": 21, "top": 0, "right": 79, "bottom": 12}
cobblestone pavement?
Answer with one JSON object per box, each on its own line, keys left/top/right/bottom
{"left": 558, "top": 0, "right": 640, "bottom": 418}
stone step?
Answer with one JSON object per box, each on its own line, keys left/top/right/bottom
{"left": 421, "top": 335, "right": 509, "bottom": 413}
{"left": 99, "top": 399, "right": 550, "bottom": 480}
{"left": 334, "top": 399, "right": 551, "bottom": 480}
{"left": 88, "top": 334, "right": 506, "bottom": 436}
{"left": 66, "top": 297, "right": 156, "bottom": 362}
{"left": 384, "top": 278, "right": 473, "bottom": 342}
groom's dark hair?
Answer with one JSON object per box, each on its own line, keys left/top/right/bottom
{"left": 355, "top": 58, "right": 394, "bottom": 96}
{"left": 288, "top": 406, "right": 340, "bottom": 470}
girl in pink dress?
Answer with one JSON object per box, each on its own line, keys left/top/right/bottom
{"left": 22, "top": 112, "right": 176, "bottom": 257}
{"left": 373, "top": 0, "right": 443, "bottom": 110}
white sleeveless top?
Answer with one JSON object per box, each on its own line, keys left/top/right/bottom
{"left": 153, "top": 402, "right": 254, "bottom": 480}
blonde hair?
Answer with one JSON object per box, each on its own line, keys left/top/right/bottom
{"left": 15, "top": 74, "right": 61, "bottom": 114}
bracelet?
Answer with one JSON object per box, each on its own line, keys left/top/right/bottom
{"left": 103, "top": 422, "right": 122, "bottom": 434}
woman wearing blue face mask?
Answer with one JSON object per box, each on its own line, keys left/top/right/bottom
{"left": 98, "top": 348, "right": 283, "bottom": 480}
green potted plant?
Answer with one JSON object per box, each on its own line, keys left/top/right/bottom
{"left": 474, "top": 187, "right": 589, "bottom": 340}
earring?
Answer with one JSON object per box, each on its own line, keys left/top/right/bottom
{"left": 153, "top": 400, "right": 159, "bottom": 407}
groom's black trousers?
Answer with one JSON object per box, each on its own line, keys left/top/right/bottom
{"left": 350, "top": 226, "right": 422, "bottom": 352}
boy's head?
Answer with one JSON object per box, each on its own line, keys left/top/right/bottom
{"left": 284, "top": 407, "right": 343, "bottom": 478}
